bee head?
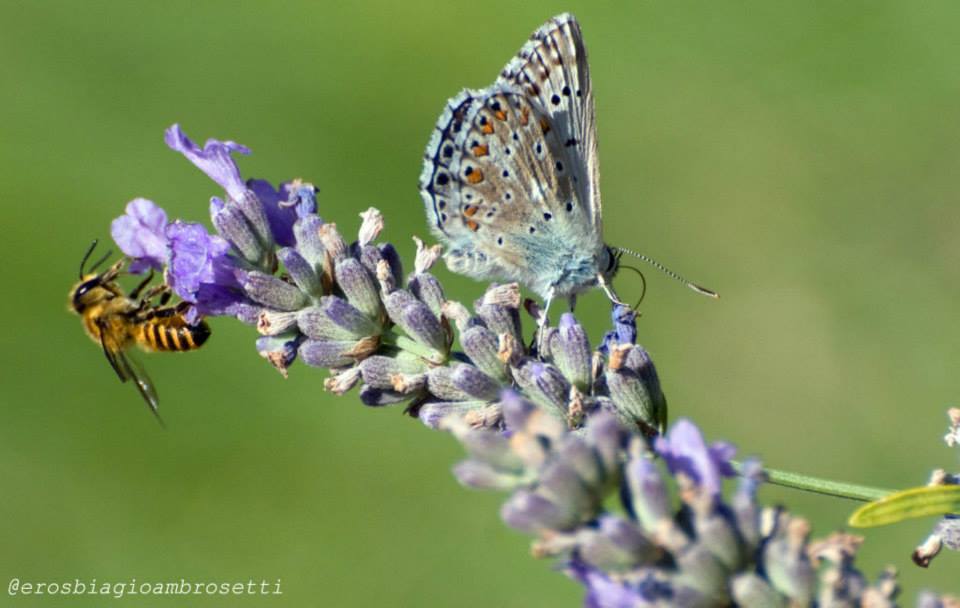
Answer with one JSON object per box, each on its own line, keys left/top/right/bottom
{"left": 70, "top": 240, "right": 123, "bottom": 313}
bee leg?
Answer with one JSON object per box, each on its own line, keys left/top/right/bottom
{"left": 136, "top": 284, "right": 170, "bottom": 310}
{"left": 129, "top": 270, "right": 155, "bottom": 299}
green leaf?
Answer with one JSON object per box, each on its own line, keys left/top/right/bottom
{"left": 848, "top": 485, "right": 960, "bottom": 528}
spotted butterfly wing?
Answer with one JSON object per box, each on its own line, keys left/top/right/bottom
{"left": 497, "top": 13, "right": 600, "bottom": 234}
{"left": 420, "top": 13, "right": 608, "bottom": 301}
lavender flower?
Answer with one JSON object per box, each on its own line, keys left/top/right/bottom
{"left": 101, "top": 125, "right": 958, "bottom": 606}
{"left": 110, "top": 198, "right": 168, "bottom": 273}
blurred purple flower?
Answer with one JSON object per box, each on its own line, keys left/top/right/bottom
{"left": 110, "top": 198, "right": 169, "bottom": 273}
{"left": 165, "top": 124, "right": 250, "bottom": 201}
{"left": 655, "top": 418, "right": 736, "bottom": 497}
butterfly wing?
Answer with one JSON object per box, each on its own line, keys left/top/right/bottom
{"left": 497, "top": 13, "right": 601, "bottom": 235}
{"left": 420, "top": 14, "right": 605, "bottom": 299}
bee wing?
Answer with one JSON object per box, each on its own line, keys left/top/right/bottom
{"left": 96, "top": 319, "right": 164, "bottom": 426}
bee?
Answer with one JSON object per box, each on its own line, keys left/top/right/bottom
{"left": 69, "top": 241, "right": 211, "bottom": 424}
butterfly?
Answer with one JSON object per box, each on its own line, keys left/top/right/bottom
{"left": 419, "top": 13, "right": 716, "bottom": 330}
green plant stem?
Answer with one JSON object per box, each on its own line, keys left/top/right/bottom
{"left": 732, "top": 460, "right": 894, "bottom": 503}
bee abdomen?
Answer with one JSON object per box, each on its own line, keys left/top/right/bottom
{"left": 140, "top": 319, "right": 211, "bottom": 352}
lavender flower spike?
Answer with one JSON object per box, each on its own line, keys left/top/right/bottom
{"left": 110, "top": 198, "right": 169, "bottom": 273}
{"left": 165, "top": 124, "right": 251, "bottom": 202}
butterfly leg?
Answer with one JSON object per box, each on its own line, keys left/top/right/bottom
{"left": 535, "top": 288, "right": 556, "bottom": 358}
{"left": 567, "top": 295, "right": 577, "bottom": 312}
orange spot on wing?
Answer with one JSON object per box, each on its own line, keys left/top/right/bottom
{"left": 466, "top": 219, "right": 479, "bottom": 231}
{"left": 464, "top": 205, "right": 479, "bottom": 217}
{"left": 466, "top": 169, "right": 484, "bottom": 185}
{"left": 539, "top": 118, "right": 551, "bottom": 134}
{"left": 480, "top": 122, "right": 494, "bottom": 135}
{"left": 494, "top": 110, "right": 507, "bottom": 121}
{"left": 472, "top": 145, "right": 488, "bottom": 157}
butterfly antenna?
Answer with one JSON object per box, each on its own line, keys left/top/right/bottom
{"left": 618, "top": 264, "right": 648, "bottom": 311}
{"left": 79, "top": 239, "right": 99, "bottom": 279}
{"left": 615, "top": 247, "right": 719, "bottom": 299}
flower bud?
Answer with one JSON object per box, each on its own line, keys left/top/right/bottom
{"left": 298, "top": 297, "right": 380, "bottom": 340}
{"left": 278, "top": 247, "right": 322, "bottom": 299}
{"left": 242, "top": 271, "right": 308, "bottom": 311}
{"left": 334, "top": 257, "right": 382, "bottom": 320}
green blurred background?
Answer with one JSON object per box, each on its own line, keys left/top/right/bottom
{"left": 2, "top": 1, "right": 959, "bottom": 605}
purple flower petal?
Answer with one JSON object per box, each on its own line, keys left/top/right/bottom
{"left": 110, "top": 198, "right": 169, "bottom": 273}
{"left": 247, "top": 178, "right": 297, "bottom": 247}
{"left": 654, "top": 418, "right": 735, "bottom": 497}
{"left": 165, "top": 124, "right": 250, "bottom": 201}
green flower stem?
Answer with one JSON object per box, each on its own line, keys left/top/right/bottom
{"left": 732, "top": 460, "right": 893, "bottom": 503}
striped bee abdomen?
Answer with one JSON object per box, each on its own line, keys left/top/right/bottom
{"left": 137, "top": 316, "right": 211, "bottom": 352}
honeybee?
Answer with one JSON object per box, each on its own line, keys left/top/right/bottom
{"left": 69, "top": 241, "right": 211, "bottom": 424}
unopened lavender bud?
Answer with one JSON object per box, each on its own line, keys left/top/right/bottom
{"left": 626, "top": 443, "right": 671, "bottom": 533}
{"left": 513, "top": 360, "right": 571, "bottom": 418}
{"left": 537, "top": 459, "right": 596, "bottom": 523}
{"left": 378, "top": 243, "right": 403, "bottom": 286}
{"left": 298, "top": 296, "right": 380, "bottom": 340}
{"left": 409, "top": 272, "right": 446, "bottom": 318}
{"left": 764, "top": 516, "right": 815, "bottom": 604}
{"left": 324, "top": 366, "right": 361, "bottom": 395}
{"left": 318, "top": 223, "right": 348, "bottom": 262}
{"left": 580, "top": 515, "right": 657, "bottom": 571}
{"left": 605, "top": 365, "right": 660, "bottom": 435}
{"left": 243, "top": 271, "right": 309, "bottom": 311}
{"left": 553, "top": 435, "right": 604, "bottom": 488}
{"left": 334, "top": 257, "right": 381, "bottom": 319}
{"left": 450, "top": 364, "right": 500, "bottom": 401}
{"left": 693, "top": 507, "right": 743, "bottom": 570}
{"left": 732, "top": 458, "right": 765, "bottom": 548}
{"left": 731, "top": 574, "right": 785, "bottom": 608}
{"left": 674, "top": 543, "right": 729, "bottom": 601}
{"left": 500, "top": 391, "right": 565, "bottom": 442}
{"left": 358, "top": 385, "right": 407, "bottom": 406}
{"left": 501, "top": 490, "right": 569, "bottom": 533}
{"left": 357, "top": 207, "right": 383, "bottom": 246}
{"left": 452, "top": 460, "right": 524, "bottom": 491}
{"left": 585, "top": 410, "right": 626, "bottom": 477}
{"left": 299, "top": 338, "right": 356, "bottom": 368}
{"left": 278, "top": 247, "right": 321, "bottom": 299}
{"left": 385, "top": 291, "right": 448, "bottom": 352}
{"left": 460, "top": 325, "right": 508, "bottom": 382}
{"left": 426, "top": 366, "right": 472, "bottom": 402}
{"left": 359, "top": 353, "right": 428, "bottom": 389}
{"left": 256, "top": 332, "right": 301, "bottom": 377}
{"left": 552, "top": 313, "right": 591, "bottom": 389}
{"left": 211, "top": 198, "right": 263, "bottom": 265}
{"left": 293, "top": 215, "right": 326, "bottom": 267}
{"left": 257, "top": 309, "right": 298, "bottom": 335}
{"left": 413, "top": 236, "right": 442, "bottom": 274}
{"left": 475, "top": 284, "right": 522, "bottom": 343}
{"left": 419, "top": 400, "right": 491, "bottom": 429}
{"left": 234, "top": 189, "right": 274, "bottom": 253}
